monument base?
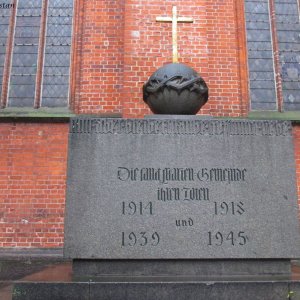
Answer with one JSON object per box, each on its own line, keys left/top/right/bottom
{"left": 72, "top": 259, "right": 291, "bottom": 281}
{"left": 13, "top": 259, "right": 296, "bottom": 299}
{"left": 12, "top": 280, "right": 300, "bottom": 300}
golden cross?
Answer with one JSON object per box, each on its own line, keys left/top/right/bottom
{"left": 156, "top": 6, "right": 194, "bottom": 63}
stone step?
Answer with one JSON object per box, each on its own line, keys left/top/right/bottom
{"left": 12, "top": 280, "right": 300, "bottom": 300}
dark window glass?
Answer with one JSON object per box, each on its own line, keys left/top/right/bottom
{"left": 275, "top": 0, "right": 300, "bottom": 111}
{"left": 0, "top": 0, "right": 12, "bottom": 99}
{"left": 8, "top": 0, "right": 42, "bottom": 107}
{"left": 0, "top": 0, "right": 73, "bottom": 109}
{"left": 42, "top": 0, "right": 73, "bottom": 107}
{"left": 245, "top": 0, "right": 277, "bottom": 111}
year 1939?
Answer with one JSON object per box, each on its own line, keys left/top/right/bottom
{"left": 122, "top": 231, "right": 160, "bottom": 247}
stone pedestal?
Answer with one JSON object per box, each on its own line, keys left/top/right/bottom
{"left": 64, "top": 118, "right": 300, "bottom": 260}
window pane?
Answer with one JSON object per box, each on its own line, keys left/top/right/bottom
{"left": 8, "top": 0, "right": 42, "bottom": 107}
{"left": 275, "top": 0, "right": 300, "bottom": 111}
{"left": 245, "top": 0, "right": 277, "bottom": 111}
{"left": 41, "top": 0, "right": 73, "bottom": 108}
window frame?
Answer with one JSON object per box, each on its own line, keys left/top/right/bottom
{"left": 0, "top": 0, "right": 76, "bottom": 112}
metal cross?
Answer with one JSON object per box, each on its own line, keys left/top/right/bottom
{"left": 156, "top": 6, "right": 194, "bottom": 63}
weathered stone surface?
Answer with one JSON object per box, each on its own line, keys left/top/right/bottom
{"left": 12, "top": 281, "right": 289, "bottom": 300}
{"left": 89, "top": 281, "right": 288, "bottom": 300}
{"left": 73, "top": 259, "right": 291, "bottom": 279}
{"left": 12, "top": 283, "right": 89, "bottom": 300}
{"left": 64, "top": 118, "right": 300, "bottom": 259}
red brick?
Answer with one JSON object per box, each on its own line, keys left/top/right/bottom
{"left": 0, "top": 123, "right": 68, "bottom": 248}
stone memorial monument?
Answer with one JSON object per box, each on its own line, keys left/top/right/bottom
{"left": 13, "top": 6, "right": 300, "bottom": 300}
{"left": 64, "top": 118, "right": 300, "bottom": 274}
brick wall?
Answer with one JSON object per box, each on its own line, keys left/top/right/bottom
{"left": 123, "top": 0, "right": 248, "bottom": 117}
{"left": 73, "top": 0, "right": 124, "bottom": 114}
{"left": 74, "top": 0, "right": 248, "bottom": 117}
{"left": 0, "top": 123, "right": 68, "bottom": 248}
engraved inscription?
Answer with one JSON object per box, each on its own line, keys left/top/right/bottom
{"left": 208, "top": 231, "right": 248, "bottom": 246}
{"left": 197, "top": 168, "right": 247, "bottom": 183}
{"left": 118, "top": 168, "right": 139, "bottom": 181}
{"left": 157, "top": 187, "right": 180, "bottom": 201}
{"left": 183, "top": 187, "right": 209, "bottom": 201}
{"left": 118, "top": 167, "right": 194, "bottom": 184}
{"left": 141, "top": 167, "right": 194, "bottom": 183}
{"left": 122, "top": 201, "right": 153, "bottom": 216}
{"left": 116, "top": 166, "right": 250, "bottom": 252}
{"left": 175, "top": 218, "right": 194, "bottom": 227}
{"left": 117, "top": 167, "right": 247, "bottom": 184}
{"left": 214, "top": 202, "right": 245, "bottom": 216}
{"left": 157, "top": 187, "right": 209, "bottom": 201}
{"left": 71, "top": 119, "right": 292, "bottom": 137}
{"left": 122, "top": 231, "right": 160, "bottom": 247}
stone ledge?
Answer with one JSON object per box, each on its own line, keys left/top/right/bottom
{"left": 0, "top": 108, "right": 74, "bottom": 122}
{"left": 0, "top": 108, "right": 122, "bottom": 122}
{"left": 0, "top": 248, "right": 64, "bottom": 260}
{"left": 1, "top": 109, "right": 300, "bottom": 122}
{"left": 12, "top": 281, "right": 295, "bottom": 300}
{"left": 248, "top": 111, "right": 300, "bottom": 122}
{"left": 73, "top": 259, "right": 291, "bottom": 279}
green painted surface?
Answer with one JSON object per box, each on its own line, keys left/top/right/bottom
{"left": 0, "top": 108, "right": 122, "bottom": 122}
{"left": 248, "top": 111, "right": 300, "bottom": 121}
{"left": 0, "top": 108, "right": 74, "bottom": 118}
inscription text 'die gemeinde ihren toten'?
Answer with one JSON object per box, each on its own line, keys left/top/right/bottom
{"left": 118, "top": 167, "right": 247, "bottom": 248}
{"left": 64, "top": 119, "right": 300, "bottom": 259}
